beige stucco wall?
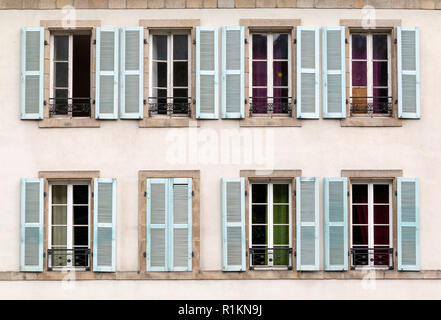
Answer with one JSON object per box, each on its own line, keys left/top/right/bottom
{"left": 0, "top": 7, "right": 441, "bottom": 297}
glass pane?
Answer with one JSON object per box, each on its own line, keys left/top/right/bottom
{"left": 352, "top": 205, "right": 368, "bottom": 224}
{"left": 273, "top": 205, "right": 289, "bottom": 224}
{"left": 52, "top": 206, "right": 67, "bottom": 225}
{"left": 252, "top": 226, "right": 267, "bottom": 245}
{"left": 173, "top": 34, "right": 188, "bottom": 60}
{"left": 251, "top": 88, "right": 268, "bottom": 114}
{"left": 374, "top": 184, "right": 389, "bottom": 203}
{"left": 373, "top": 34, "right": 388, "bottom": 60}
{"left": 153, "top": 88, "right": 168, "bottom": 114}
{"left": 55, "top": 62, "right": 68, "bottom": 87}
{"left": 273, "top": 246, "right": 289, "bottom": 266}
{"left": 373, "top": 246, "right": 390, "bottom": 266}
{"left": 352, "top": 247, "right": 368, "bottom": 266}
{"left": 273, "top": 226, "right": 289, "bottom": 245}
{"left": 252, "top": 61, "right": 267, "bottom": 86}
{"left": 52, "top": 226, "right": 67, "bottom": 246}
{"left": 153, "top": 61, "right": 167, "bottom": 88}
{"left": 373, "top": 88, "right": 390, "bottom": 114}
{"left": 74, "top": 249, "right": 88, "bottom": 267}
{"left": 273, "top": 61, "right": 288, "bottom": 87}
{"left": 373, "top": 61, "right": 388, "bottom": 86}
{"left": 273, "top": 184, "right": 289, "bottom": 203}
{"left": 52, "top": 248, "right": 67, "bottom": 267}
{"left": 73, "top": 185, "right": 88, "bottom": 204}
{"left": 374, "top": 205, "right": 390, "bottom": 224}
{"left": 273, "top": 34, "right": 288, "bottom": 59}
{"left": 252, "top": 205, "right": 267, "bottom": 224}
{"left": 54, "top": 35, "right": 69, "bottom": 61}
{"left": 152, "top": 35, "right": 167, "bottom": 61}
{"left": 374, "top": 226, "right": 389, "bottom": 245}
{"left": 352, "top": 34, "right": 366, "bottom": 59}
{"left": 52, "top": 185, "right": 67, "bottom": 204}
{"left": 273, "top": 88, "right": 289, "bottom": 114}
{"left": 252, "top": 184, "right": 267, "bottom": 203}
{"left": 74, "top": 206, "right": 89, "bottom": 225}
{"left": 173, "top": 89, "right": 189, "bottom": 114}
{"left": 352, "top": 61, "right": 367, "bottom": 86}
{"left": 352, "top": 226, "right": 368, "bottom": 245}
{"left": 173, "top": 61, "right": 188, "bottom": 87}
{"left": 74, "top": 226, "right": 88, "bottom": 246}
{"left": 352, "top": 184, "right": 368, "bottom": 203}
{"left": 252, "top": 34, "right": 267, "bottom": 59}
{"left": 252, "top": 247, "right": 267, "bottom": 266}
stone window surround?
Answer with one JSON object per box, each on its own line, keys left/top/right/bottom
{"left": 138, "top": 19, "right": 200, "bottom": 128}
{"left": 240, "top": 19, "right": 302, "bottom": 127}
{"left": 39, "top": 20, "right": 101, "bottom": 128}
{"left": 340, "top": 19, "right": 403, "bottom": 127}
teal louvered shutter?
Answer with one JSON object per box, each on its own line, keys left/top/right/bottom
{"left": 196, "top": 27, "right": 219, "bottom": 119}
{"left": 397, "top": 178, "right": 420, "bottom": 271}
{"left": 221, "top": 178, "right": 245, "bottom": 271}
{"left": 96, "top": 28, "right": 119, "bottom": 119}
{"left": 93, "top": 178, "right": 116, "bottom": 272}
{"left": 221, "top": 27, "right": 244, "bottom": 119}
{"left": 20, "top": 178, "right": 44, "bottom": 272}
{"left": 398, "top": 27, "right": 420, "bottom": 118}
{"left": 297, "top": 27, "right": 319, "bottom": 119}
{"left": 296, "top": 177, "right": 319, "bottom": 270}
{"left": 324, "top": 178, "right": 348, "bottom": 271}
{"left": 171, "top": 179, "right": 192, "bottom": 271}
{"left": 322, "top": 27, "right": 346, "bottom": 118}
{"left": 120, "top": 27, "right": 144, "bottom": 119}
{"left": 21, "top": 28, "right": 44, "bottom": 119}
{"left": 147, "top": 179, "right": 169, "bottom": 271}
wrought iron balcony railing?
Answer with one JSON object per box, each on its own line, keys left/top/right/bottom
{"left": 49, "top": 97, "right": 92, "bottom": 118}
{"left": 350, "top": 96, "right": 393, "bottom": 117}
{"left": 350, "top": 247, "right": 394, "bottom": 270}
{"left": 249, "top": 97, "right": 293, "bottom": 117}
{"left": 249, "top": 247, "right": 293, "bottom": 270}
{"left": 47, "top": 248, "right": 91, "bottom": 271}
{"left": 148, "top": 97, "right": 192, "bottom": 117}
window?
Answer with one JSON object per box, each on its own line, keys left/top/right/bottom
{"left": 351, "top": 182, "right": 393, "bottom": 269}
{"left": 50, "top": 31, "right": 92, "bottom": 118}
{"left": 249, "top": 33, "right": 292, "bottom": 116}
{"left": 48, "top": 182, "right": 91, "bottom": 271}
{"left": 149, "top": 32, "right": 191, "bottom": 117}
{"left": 350, "top": 32, "right": 392, "bottom": 117}
{"left": 249, "top": 182, "right": 292, "bottom": 269}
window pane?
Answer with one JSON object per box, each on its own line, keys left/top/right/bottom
{"left": 73, "top": 185, "right": 88, "bottom": 204}
{"left": 273, "top": 88, "right": 289, "bottom": 114}
{"left": 374, "top": 184, "right": 389, "bottom": 203}
{"left": 52, "top": 206, "right": 67, "bottom": 225}
{"left": 252, "top": 246, "right": 267, "bottom": 266}
{"left": 373, "top": 34, "right": 388, "bottom": 60}
{"left": 252, "top": 184, "right": 267, "bottom": 203}
{"left": 173, "top": 34, "right": 188, "bottom": 60}
{"left": 273, "top": 184, "right": 289, "bottom": 203}
{"left": 273, "top": 205, "right": 289, "bottom": 224}
{"left": 251, "top": 89, "right": 268, "bottom": 113}
{"left": 252, "top": 34, "right": 267, "bottom": 59}
{"left": 55, "top": 62, "right": 68, "bottom": 87}
{"left": 54, "top": 35, "right": 69, "bottom": 61}
{"left": 352, "top": 205, "right": 368, "bottom": 224}
{"left": 352, "top": 226, "right": 368, "bottom": 245}
{"left": 374, "top": 205, "right": 390, "bottom": 224}
{"left": 373, "top": 88, "right": 390, "bottom": 113}
{"left": 252, "top": 61, "right": 267, "bottom": 86}
{"left": 52, "top": 248, "right": 67, "bottom": 267}
{"left": 173, "top": 89, "right": 190, "bottom": 114}
{"left": 252, "top": 205, "right": 267, "bottom": 224}
{"left": 74, "top": 206, "right": 89, "bottom": 225}
{"left": 52, "top": 226, "right": 67, "bottom": 246}
{"left": 273, "top": 61, "right": 288, "bottom": 87}
{"left": 374, "top": 226, "right": 389, "bottom": 245}
{"left": 273, "top": 226, "right": 289, "bottom": 245}
{"left": 373, "top": 61, "right": 388, "bottom": 87}
{"left": 273, "top": 33, "right": 288, "bottom": 59}
{"left": 252, "top": 226, "right": 267, "bottom": 245}
{"left": 52, "top": 185, "right": 67, "bottom": 204}
{"left": 173, "top": 61, "right": 188, "bottom": 87}
{"left": 352, "top": 61, "right": 367, "bottom": 86}
{"left": 152, "top": 61, "right": 167, "bottom": 88}
{"left": 273, "top": 246, "right": 289, "bottom": 266}
{"left": 74, "top": 226, "right": 88, "bottom": 246}
{"left": 153, "top": 88, "right": 167, "bottom": 114}
{"left": 352, "top": 184, "right": 368, "bottom": 203}
{"left": 153, "top": 35, "right": 167, "bottom": 61}
{"left": 352, "top": 34, "right": 366, "bottom": 59}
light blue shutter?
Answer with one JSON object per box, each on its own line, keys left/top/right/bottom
{"left": 20, "top": 178, "right": 44, "bottom": 272}
{"left": 20, "top": 28, "right": 44, "bottom": 119}
{"left": 221, "top": 27, "right": 244, "bottom": 119}
{"left": 171, "top": 179, "right": 192, "bottom": 271}
{"left": 93, "top": 178, "right": 116, "bottom": 272}
{"left": 398, "top": 27, "right": 420, "bottom": 118}
{"left": 120, "top": 27, "right": 144, "bottom": 119}
{"left": 147, "top": 179, "right": 168, "bottom": 271}
{"left": 96, "top": 28, "right": 119, "bottom": 119}
{"left": 322, "top": 27, "right": 346, "bottom": 118}
{"left": 221, "top": 178, "right": 245, "bottom": 271}
{"left": 324, "top": 178, "right": 348, "bottom": 271}
{"left": 397, "top": 178, "right": 420, "bottom": 271}
{"left": 296, "top": 177, "right": 319, "bottom": 270}
{"left": 297, "top": 27, "right": 319, "bottom": 119}
{"left": 196, "top": 27, "right": 219, "bottom": 119}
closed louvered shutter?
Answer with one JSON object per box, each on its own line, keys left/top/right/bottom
{"left": 196, "top": 27, "right": 219, "bottom": 119}
{"left": 296, "top": 177, "right": 319, "bottom": 270}
{"left": 20, "top": 178, "right": 44, "bottom": 272}
{"left": 96, "top": 28, "right": 119, "bottom": 119}
{"left": 20, "top": 28, "right": 44, "bottom": 119}
{"left": 221, "top": 178, "right": 245, "bottom": 271}
{"left": 93, "top": 178, "right": 116, "bottom": 272}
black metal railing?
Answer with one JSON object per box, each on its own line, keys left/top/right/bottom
{"left": 249, "top": 247, "right": 293, "bottom": 270}
{"left": 350, "top": 96, "right": 393, "bottom": 117}
{"left": 249, "top": 97, "right": 293, "bottom": 117}
{"left": 148, "top": 97, "right": 192, "bottom": 117}
{"left": 47, "top": 248, "right": 91, "bottom": 271}
{"left": 350, "top": 247, "right": 394, "bottom": 270}
{"left": 49, "top": 97, "right": 92, "bottom": 118}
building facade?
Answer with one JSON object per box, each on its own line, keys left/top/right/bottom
{"left": 0, "top": 0, "right": 440, "bottom": 299}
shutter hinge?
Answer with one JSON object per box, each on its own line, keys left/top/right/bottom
{"left": 395, "top": 191, "right": 397, "bottom": 196}
{"left": 44, "top": 40, "right": 48, "bottom": 46}
{"left": 192, "top": 191, "right": 195, "bottom": 197}
{"left": 293, "top": 39, "right": 297, "bottom": 44}
{"left": 91, "top": 192, "right": 94, "bottom": 198}
{"left": 144, "top": 191, "right": 147, "bottom": 197}
{"left": 346, "top": 99, "right": 349, "bottom": 105}
{"left": 93, "top": 39, "right": 96, "bottom": 45}
{"left": 245, "top": 190, "right": 248, "bottom": 197}
{"left": 144, "top": 39, "right": 147, "bottom": 45}
{"left": 143, "top": 99, "right": 147, "bottom": 105}
{"left": 246, "top": 250, "right": 248, "bottom": 257}
{"left": 192, "top": 98, "right": 196, "bottom": 104}
{"left": 294, "top": 98, "right": 297, "bottom": 105}
{"left": 294, "top": 251, "right": 296, "bottom": 257}
{"left": 91, "top": 252, "right": 93, "bottom": 258}
{"left": 43, "top": 252, "right": 46, "bottom": 258}
{"left": 345, "top": 38, "right": 348, "bottom": 44}
{"left": 288, "top": 266, "right": 293, "bottom": 270}
{"left": 93, "top": 99, "right": 96, "bottom": 105}
{"left": 43, "top": 192, "right": 47, "bottom": 197}
{"left": 192, "top": 251, "right": 195, "bottom": 257}
{"left": 348, "top": 251, "right": 351, "bottom": 257}
{"left": 143, "top": 252, "right": 146, "bottom": 258}
{"left": 394, "top": 38, "right": 397, "bottom": 44}
{"left": 43, "top": 100, "right": 47, "bottom": 106}
{"left": 347, "top": 191, "right": 350, "bottom": 197}
{"left": 294, "top": 190, "right": 296, "bottom": 196}
{"left": 244, "top": 38, "right": 248, "bottom": 44}
{"left": 244, "top": 98, "right": 247, "bottom": 104}
{"left": 395, "top": 100, "right": 398, "bottom": 105}
{"left": 193, "top": 39, "right": 196, "bottom": 45}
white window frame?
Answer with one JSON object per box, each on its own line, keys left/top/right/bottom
{"left": 149, "top": 30, "right": 191, "bottom": 117}
{"left": 349, "top": 32, "right": 392, "bottom": 117}
{"left": 48, "top": 181, "right": 91, "bottom": 271}
{"left": 249, "top": 181, "right": 292, "bottom": 270}
{"left": 249, "top": 32, "right": 292, "bottom": 116}
{"left": 350, "top": 181, "right": 393, "bottom": 270}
